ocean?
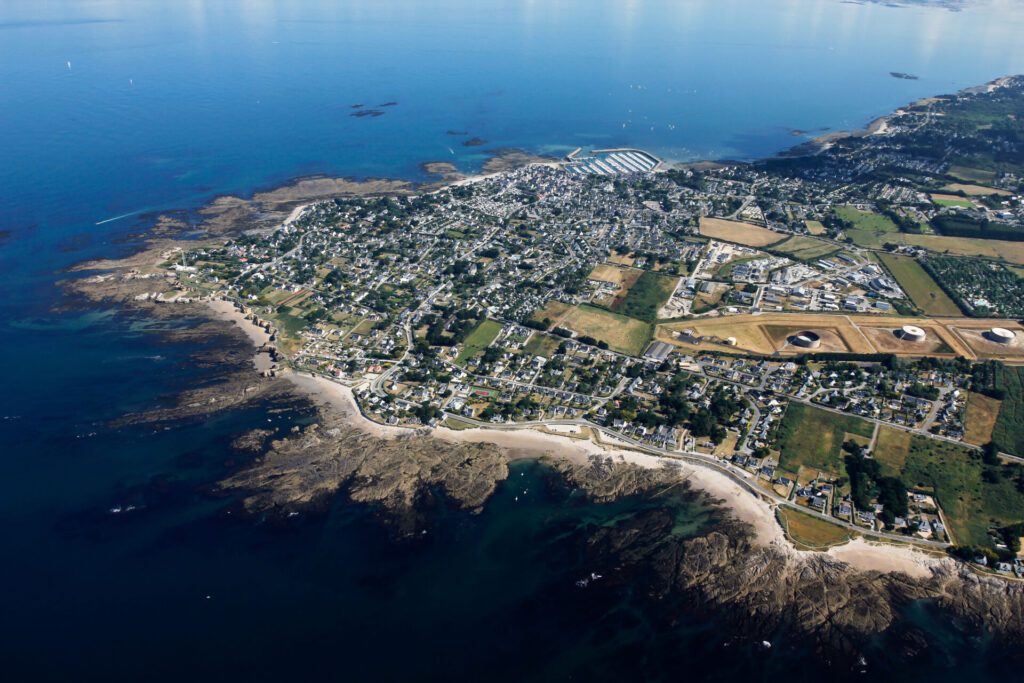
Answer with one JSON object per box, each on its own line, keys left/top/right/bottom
{"left": 2, "top": 1, "right": 1024, "bottom": 680}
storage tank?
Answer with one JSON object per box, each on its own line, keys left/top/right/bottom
{"left": 792, "top": 331, "right": 822, "bottom": 349}
{"left": 986, "top": 327, "right": 1016, "bottom": 344}
{"left": 899, "top": 325, "right": 927, "bottom": 342}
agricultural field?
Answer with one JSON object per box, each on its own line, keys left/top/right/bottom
{"left": 930, "top": 194, "right": 975, "bottom": 208}
{"left": 901, "top": 435, "right": 1024, "bottom": 548}
{"left": 771, "top": 235, "right": 839, "bottom": 261}
{"left": 613, "top": 271, "right": 677, "bottom": 322}
{"left": 698, "top": 217, "right": 785, "bottom": 247}
{"left": 963, "top": 392, "right": 1002, "bottom": 446}
{"left": 455, "top": 319, "right": 503, "bottom": 365}
{"left": 804, "top": 219, "right": 827, "bottom": 235}
{"left": 877, "top": 252, "right": 962, "bottom": 316}
{"left": 923, "top": 256, "right": 1024, "bottom": 317}
{"left": 776, "top": 403, "right": 874, "bottom": 474}
{"left": 562, "top": 304, "right": 652, "bottom": 356}
{"left": 776, "top": 507, "right": 854, "bottom": 550}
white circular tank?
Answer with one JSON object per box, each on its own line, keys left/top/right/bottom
{"left": 899, "top": 325, "right": 926, "bottom": 342}
{"left": 987, "top": 327, "right": 1016, "bottom": 344}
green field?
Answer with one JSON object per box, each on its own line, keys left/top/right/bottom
{"left": 613, "top": 271, "right": 677, "bottom": 322}
{"left": 993, "top": 364, "right": 1024, "bottom": 457}
{"left": 834, "top": 206, "right": 900, "bottom": 248}
{"left": 776, "top": 403, "right": 875, "bottom": 474}
{"left": 456, "top": 319, "right": 503, "bottom": 365}
{"left": 877, "top": 252, "right": 962, "bottom": 316}
{"left": 901, "top": 436, "right": 1024, "bottom": 547}
{"left": 771, "top": 235, "right": 840, "bottom": 261}
{"left": 932, "top": 197, "right": 975, "bottom": 209}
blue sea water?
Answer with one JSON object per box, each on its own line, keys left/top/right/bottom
{"left": 3, "top": 1, "right": 1024, "bottom": 680}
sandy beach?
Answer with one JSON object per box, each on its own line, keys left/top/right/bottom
{"left": 205, "top": 299, "right": 271, "bottom": 346}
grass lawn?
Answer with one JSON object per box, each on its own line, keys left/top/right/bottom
{"left": 964, "top": 392, "right": 1002, "bottom": 446}
{"left": 776, "top": 507, "right": 854, "bottom": 550}
{"left": 613, "top": 271, "right": 677, "bottom": 321}
{"left": 901, "top": 435, "right": 1024, "bottom": 547}
{"left": 776, "top": 403, "right": 874, "bottom": 474}
{"left": 877, "top": 252, "right": 962, "bottom": 316}
{"left": 562, "top": 304, "right": 652, "bottom": 355}
{"left": 456, "top": 319, "right": 503, "bottom": 365}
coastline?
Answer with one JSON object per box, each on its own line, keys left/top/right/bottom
{"left": 203, "top": 294, "right": 949, "bottom": 578}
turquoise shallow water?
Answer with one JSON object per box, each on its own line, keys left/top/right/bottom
{"left": 2, "top": 1, "right": 1024, "bottom": 679}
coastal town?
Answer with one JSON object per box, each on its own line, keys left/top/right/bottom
{"left": 152, "top": 77, "right": 1024, "bottom": 574}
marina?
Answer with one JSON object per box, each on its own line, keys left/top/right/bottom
{"left": 565, "top": 148, "right": 662, "bottom": 176}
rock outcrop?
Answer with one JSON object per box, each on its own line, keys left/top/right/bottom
{"left": 219, "top": 422, "right": 508, "bottom": 536}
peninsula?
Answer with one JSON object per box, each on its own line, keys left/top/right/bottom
{"left": 68, "top": 75, "right": 1024, "bottom": 663}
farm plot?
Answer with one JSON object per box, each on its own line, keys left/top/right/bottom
{"left": 877, "top": 253, "right": 962, "bottom": 316}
